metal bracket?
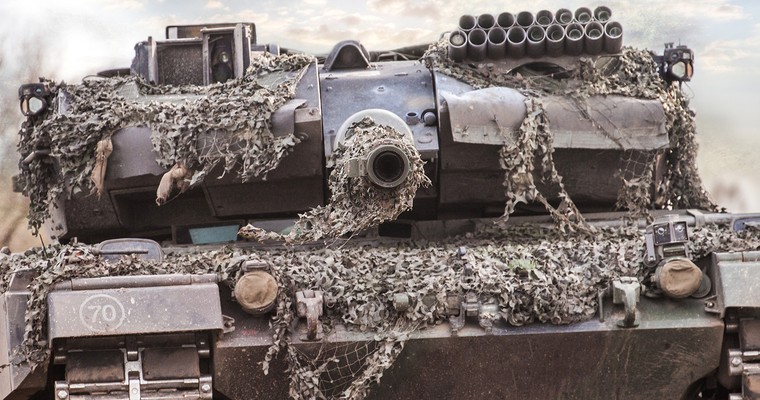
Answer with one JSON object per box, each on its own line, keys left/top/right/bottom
{"left": 222, "top": 315, "right": 235, "bottom": 334}
{"left": 54, "top": 335, "right": 213, "bottom": 400}
{"left": 612, "top": 278, "right": 641, "bottom": 328}
{"left": 727, "top": 348, "right": 760, "bottom": 400}
{"left": 448, "top": 293, "right": 500, "bottom": 335}
{"left": 296, "top": 290, "right": 324, "bottom": 341}
{"left": 687, "top": 209, "right": 706, "bottom": 229}
{"left": 240, "top": 258, "right": 269, "bottom": 272}
{"left": 727, "top": 318, "right": 760, "bottom": 399}
{"left": 346, "top": 157, "right": 366, "bottom": 178}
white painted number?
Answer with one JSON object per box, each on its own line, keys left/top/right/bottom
{"left": 86, "top": 304, "right": 118, "bottom": 323}
{"left": 79, "top": 294, "right": 126, "bottom": 332}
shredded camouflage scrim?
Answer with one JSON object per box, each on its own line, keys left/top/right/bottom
{"left": 423, "top": 39, "right": 716, "bottom": 226}
{"left": 15, "top": 53, "right": 314, "bottom": 232}
{"left": 0, "top": 243, "right": 240, "bottom": 369}
{"left": 499, "top": 97, "right": 589, "bottom": 233}
{"left": 2, "top": 223, "right": 759, "bottom": 397}
{"left": 239, "top": 117, "right": 431, "bottom": 243}
{"left": 7, "top": 35, "right": 727, "bottom": 400}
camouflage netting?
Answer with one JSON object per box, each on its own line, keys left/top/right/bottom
{"left": 1, "top": 223, "right": 759, "bottom": 397}
{"left": 423, "top": 38, "right": 717, "bottom": 227}
{"left": 6, "top": 33, "right": 732, "bottom": 400}
{"left": 239, "top": 117, "right": 430, "bottom": 244}
{"left": 499, "top": 96, "right": 588, "bottom": 233}
{"left": 16, "top": 52, "right": 314, "bottom": 233}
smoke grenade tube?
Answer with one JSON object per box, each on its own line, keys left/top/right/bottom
{"left": 584, "top": 21, "right": 604, "bottom": 55}
{"left": 545, "top": 25, "right": 565, "bottom": 57}
{"left": 603, "top": 21, "right": 623, "bottom": 53}
{"left": 516, "top": 11, "right": 535, "bottom": 28}
{"left": 448, "top": 30, "right": 467, "bottom": 61}
{"left": 459, "top": 15, "right": 477, "bottom": 32}
{"left": 536, "top": 10, "right": 554, "bottom": 26}
{"left": 467, "top": 29, "right": 488, "bottom": 61}
{"left": 564, "top": 23, "right": 584, "bottom": 55}
{"left": 497, "top": 12, "right": 515, "bottom": 28}
{"left": 526, "top": 26, "right": 546, "bottom": 58}
{"left": 477, "top": 13, "right": 496, "bottom": 30}
{"left": 506, "top": 27, "right": 527, "bottom": 58}
{"left": 594, "top": 6, "right": 612, "bottom": 22}
{"left": 555, "top": 8, "right": 573, "bottom": 24}
{"left": 487, "top": 28, "right": 508, "bottom": 59}
{"left": 575, "top": 7, "right": 593, "bottom": 23}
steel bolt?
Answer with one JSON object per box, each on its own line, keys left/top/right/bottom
{"left": 731, "top": 357, "right": 742, "bottom": 367}
{"left": 57, "top": 390, "right": 68, "bottom": 399}
{"left": 201, "top": 383, "right": 212, "bottom": 393}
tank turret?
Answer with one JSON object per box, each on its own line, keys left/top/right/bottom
{"left": 3, "top": 7, "right": 760, "bottom": 400}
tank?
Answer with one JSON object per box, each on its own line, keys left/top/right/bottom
{"left": 3, "top": 7, "right": 760, "bottom": 400}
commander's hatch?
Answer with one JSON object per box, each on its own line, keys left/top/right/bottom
{"left": 133, "top": 23, "right": 255, "bottom": 86}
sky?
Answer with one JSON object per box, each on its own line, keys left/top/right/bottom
{"left": 0, "top": 0, "right": 758, "bottom": 242}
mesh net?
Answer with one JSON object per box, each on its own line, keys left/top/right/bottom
{"left": 318, "top": 341, "right": 379, "bottom": 396}
{"left": 615, "top": 149, "right": 661, "bottom": 221}
{"left": 7, "top": 28, "right": 730, "bottom": 400}
{"left": 2, "top": 224, "right": 760, "bottom": 397}
{"left": 423, "top": 38, "right": 717, "bottom": 230}
{"left": 15, "top": 52, "right": 314, "bottom": 233}
{"left": 239, "top": 117, "right": 430, "bottom": 244}
{"left": 620, "top": 149, "right": 657, "bottom": 182}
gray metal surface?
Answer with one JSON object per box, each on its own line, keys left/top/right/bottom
{"left": 107, "top": 127, "right": 165, "bottom": 181}
{"left": 319, "top": 61, "right": 439, "bottom": 159}
{"left": 442, "top": 87, "right": 667, "bottom": 150}
{"left": 213, "top": 295, "right": 722, "bottom": 399}
{"left": 0, "top": 270, "right": 48, "bottom": 400}
{"left": 707, "top": 251, "right": 760, "bottom": 317}
{"left": 201, "top": 62, "right": 324, "bottom": 217}
{"left": 96, "top": 238, "right": 163, "bottom": 263}
{"left": 47, "top": 276, "right": 224, "bottom": 340}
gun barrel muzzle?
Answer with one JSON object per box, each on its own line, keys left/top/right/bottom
{"left": 366, "top": 145, "right": 411, "bottom": 189}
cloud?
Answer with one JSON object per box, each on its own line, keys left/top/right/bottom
{"left": 206, "top": 0, "right": 224, "bottom": 9}
{"left": 285, "top": 23, "right": 434, "bottom": 51}
{"left": 102, "top": 0, "right": 144, "bottom": 10}
{"left": 367, "top": 0, "right": 443, "bottom": 20}
{"left": 699, "top": 29, "right": 760, "bottom": 74}
{"left": 700, "top": 40, "right": 755, "bottom": 72}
